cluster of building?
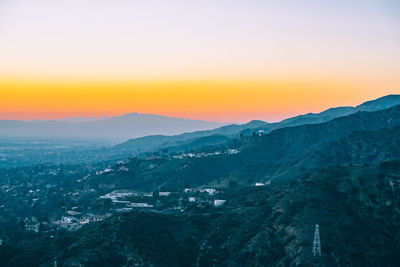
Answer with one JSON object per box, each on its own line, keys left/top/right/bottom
{"left": 172, "top": 149, "right": 239, "bottom": 159}
{"left": 53, "top": 213, "right": 110, "bottom": 231}
{"left": 0, "top": 164, "right": 229, "bottom": 236}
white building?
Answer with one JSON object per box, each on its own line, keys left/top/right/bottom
{"left": 25, "top": 223, "right": 40, "bottom": 233}
{"left": 214, "top": 200, "right": 226, "bottom": 207}
{"left": 199, "top": 188, "right": 217, "bottom": 195}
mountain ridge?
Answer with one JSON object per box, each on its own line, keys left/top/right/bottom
{"left": 115, "top": 94, "right": 400, "bottom": 156}
{"left": 77, "top": 103, "right": 400, "bottom": 192}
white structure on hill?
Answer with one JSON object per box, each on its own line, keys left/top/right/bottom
{"left": 214, "top": 199, "right": 226, "bottom": 207}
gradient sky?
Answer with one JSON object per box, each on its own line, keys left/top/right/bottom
{"left": 0, "top": 0, "right": 399, "bottom": 122}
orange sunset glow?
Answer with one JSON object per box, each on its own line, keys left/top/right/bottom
{"left": 1, "top": 76, "right": 398, "bottom": 122}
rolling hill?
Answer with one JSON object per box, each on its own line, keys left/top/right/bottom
{"left": 80, "top": 103, "right": 400, "bottom": 192}
{"left": 115, "top": 95, "right": 400, "bottom": 156}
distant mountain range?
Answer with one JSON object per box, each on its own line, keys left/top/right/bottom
{"left": 55, "top": 116, "right": 110, "bottom": 123}
{"left": 114, "top": 95, "right": 400, "bottom": 156}
{"left": 1, "top": 95, "right": 399, "bottom": 144}
{"left": 0, "top": 113, "right": 231, "bottom": 140}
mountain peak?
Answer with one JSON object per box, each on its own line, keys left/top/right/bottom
{"left": 356, "top": 94, "right": 400, "bottom": 112}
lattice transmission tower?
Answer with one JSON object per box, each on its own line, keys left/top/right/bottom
{"left": 312, "top": 224, "right": 321, "bottom": 256}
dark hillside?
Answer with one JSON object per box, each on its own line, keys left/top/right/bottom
{"left": 84, "top": 105, "right": 400, "bottom": 191}
{"left": 3, "top": 161, "right": 400, "bottom": 266}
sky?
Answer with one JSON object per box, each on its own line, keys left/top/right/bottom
{"left": 0, "top": 0, "right": 399, "bottom": 122}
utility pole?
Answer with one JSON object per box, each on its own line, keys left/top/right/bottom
{"left": 312, "top": 224, "right": 321, "bottom": 256}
